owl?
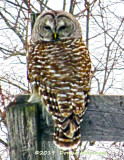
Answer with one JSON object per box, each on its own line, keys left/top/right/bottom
{"left": 27, "top": 10, "right": 91, "bottom": 150}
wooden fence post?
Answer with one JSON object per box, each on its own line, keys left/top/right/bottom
{"left": 6, "top": 95, "right": 69, "bottom": 160}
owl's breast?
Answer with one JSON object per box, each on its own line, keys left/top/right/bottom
{"left": 28, "top": 39, "right": 91, "bottom": 91}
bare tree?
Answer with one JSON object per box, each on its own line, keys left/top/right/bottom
{"left": 0, "top": 0, "right": 124, "bottom": 159}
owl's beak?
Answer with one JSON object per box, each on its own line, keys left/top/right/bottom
{"left": 54, "top": 32, "right": 57, "bottom": 39}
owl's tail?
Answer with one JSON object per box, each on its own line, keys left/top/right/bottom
{"left": 53, "top": 113, "right": 83, "bottom": 150}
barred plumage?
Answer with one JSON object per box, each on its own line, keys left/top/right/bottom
{"left": 27, "top": 10, "right": 91, "bottom": 150}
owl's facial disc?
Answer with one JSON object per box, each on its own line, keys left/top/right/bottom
{"left": 40, "top": 15, "right": 75, "bottom": 41}
{"left": 32, "top": 11, "right": 82, "bottom": 42}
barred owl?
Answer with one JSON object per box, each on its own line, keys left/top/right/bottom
{"left": 27, "top": 10, "right": 91, "bottom": 150}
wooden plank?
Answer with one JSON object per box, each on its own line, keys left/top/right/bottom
{"left": 35, "top": 95, "right": 124, "bottom": 141}
{"left": 81, "top": 95, "right": 124, "bottom": 141}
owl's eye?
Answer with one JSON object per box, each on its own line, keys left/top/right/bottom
{"left": 59, "top": 25, "right": 67, "bottom": 31}
{"left": 44, "top": 25, "right": 51, "bottom": 30}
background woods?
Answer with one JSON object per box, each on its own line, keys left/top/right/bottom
{"left": 0, "top": 0, "right": 124, "bottom": 159}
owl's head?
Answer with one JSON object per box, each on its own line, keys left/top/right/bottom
{"left": 32, "top": 10, "right": 82, "bottom": 42}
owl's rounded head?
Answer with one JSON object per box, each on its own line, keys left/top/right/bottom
{"left": 31, "top": 10, "right": 82, "bottom": 42}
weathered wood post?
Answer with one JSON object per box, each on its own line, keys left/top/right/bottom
{"left": 6, "top": 95, "right": 69, "bottom": 160}
{"left": 6, "top": 95, "right": 124, "bottom": 160}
